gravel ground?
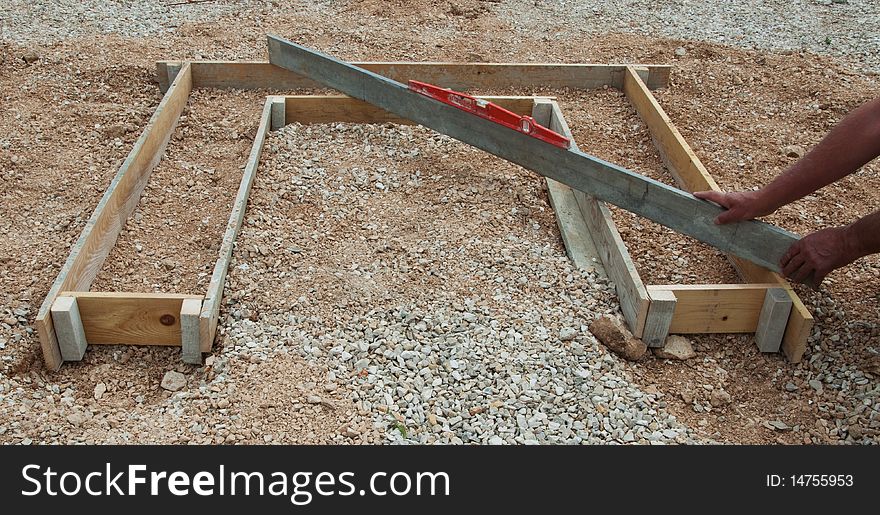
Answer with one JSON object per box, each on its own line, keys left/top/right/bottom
{"left": 0, "top": 1, "right": 878, "bottom": 445}
{"left": 225, "top": 122, "right": 702, "bottom": 444}
{"left": 0, "top": 0, "right": 259, "bottom": 42}
{"left": 501, "top": 0, "right": 880, "bottom": 73}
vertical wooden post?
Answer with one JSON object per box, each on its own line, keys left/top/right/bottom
{"left": 271, "top": 96, "right": 286, "bottom": 131}
{"left": 180, "top": 298, "right": 203, "bottom": 364}
{"left": 755, "top": 288, "right": 793, "bottom": 352}
{"left": 50, "top": 296, "right": 88, "bottom": 361}
{"left": 643, "top": 290, "right": 677, "bottom": 347}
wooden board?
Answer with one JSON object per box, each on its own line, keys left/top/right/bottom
{"left": 621, "top": 65, "right": 813, "bottom": 362}
{"left": 643, "top": 290, "right": 677, "bottom": 347}
{"left": 35, "top": 63, "right": 193, "bottom": 370}
{"left": 755, "top": 288, "right": 792, "bottom": 352}
{"left": 531, "top": 100, "right": 606, "bottom": 277}
{"left": 544, "top": 100, "right": 649, "bottom": 335}
{"left": 268, "top": 36, "right": 800, "bottom": 275}
{"left": 50, "top": 296, "right": 88, "bottom": 361}
{"left": 285, "top": 95, "right": 544, "bottom": 125}
{"left": 648, "top": 284, "right": 778, "bottom": 334}
{"left": 199, "top": 97, "right": 273, "bottom": 352}
{"left": 180, "top": 298, "right": 202, "bottom": 364}
{"left": 156, "top": 60, "right": 672, "bottom": 93}
{"left": 58, "top": 292, "right": 202, "bottom": 346}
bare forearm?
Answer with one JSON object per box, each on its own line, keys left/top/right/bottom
{"left": 845, "top": 209, "right": 880, "bottom": 260}
{"left": 757, "top": 97, "right": 880, "bottom": 212}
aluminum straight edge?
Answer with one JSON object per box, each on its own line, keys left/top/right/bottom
{"left": 267, "top": 35, "right": 798, "bottom": 273}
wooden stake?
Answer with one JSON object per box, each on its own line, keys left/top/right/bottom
{"left": 50, "top": 296, "right": 88, "bottom": 361}
{"left": 754, "top": 288, "right": 793, "bottom": 352}
{"left": 180, "top": 298, "right": 203, "bottom": 364}
{"left": 643, "top": 290, "right": 677, "bottom": 347}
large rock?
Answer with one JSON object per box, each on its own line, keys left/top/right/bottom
{"left": 709, "top": 388, "right": 732, "bottom": 407}
{"left": 21, "top": 51, "right": 40, "bottom": 64}
{"left": 782, "top": 144, "right": 805, "bottom": 159}
{"left": 588, "top": 315, "right": 647, "bottom": 361}
{"left": 653, "top": 335, "right": 696, "bottom": 360}
{"left": 160, "top": 371, "right": 186, "bottom": 392}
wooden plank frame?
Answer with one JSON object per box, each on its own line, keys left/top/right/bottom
{"left": 620, "top": 66, "right": 811, "bottom": 361}
{"left": 33, "top": 58, "right": 809, "bottom": 370}
{"left": 527, "top": 68, "right": 811, "bottom": 361}
{"left": 155, "top": 60, "right": 673, "bottom": 93}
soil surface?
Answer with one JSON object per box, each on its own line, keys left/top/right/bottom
{"left": 1, "top": 1, "right": 878, "bottom": 445}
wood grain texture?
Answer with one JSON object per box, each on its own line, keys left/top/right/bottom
{"left": 156, "top": 60, "right": 672, "bottom": 93}
{"left": 755, "top": 288, "right": 793, "bottom": 352}
{"left": 199, "top": 98, "right": 273, "bottom": 352}
{"left": 271, "top": 96, "right": 286, "bottom": 131}
{"left": 50, "top": 296, "right": 88, "bottom": 361}
{"left": 648, "top": 284, "right": 778, "bottom": 334}
{"left": 35, "top": 64, "right": 193, "bottom": 370}
{"left": 285, "top": 95, "right": 543, "bottom": 125}
{"left": 59, "top": 292, "right": 202, "bottom": 346}
{"left": 643, "top": 289, "right": 677, "bottom": 347}
{"left": 545, "top": 100, "right": 648, "bottom": 335}
{"left": 180, "top": 298, "right": 203, "bottom": 364}
{"left": 622, "top": 65, "right": 813, "bottom": 362}
{"left": 268, "top": 36, "right": 800, "bottom": 274}
{"left": 531, "top": 99, "right": 605, "bottom": 276}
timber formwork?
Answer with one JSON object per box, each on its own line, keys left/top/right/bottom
{"left": 34, "top": 58, "right": 811, "bottom": 371}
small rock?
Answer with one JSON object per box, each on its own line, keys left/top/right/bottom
{"left": 767, "top": 420, "right": 791, "bottom": 431}
{"left": 489, "top": 436, "right": 504, "bottom": 445}
{"left": 3, "top": 317, "right": 17, "bottom": 326}
{"left": 354, "top": 358, "right": 370, "bottom": 370}
{"left": 784, "top": 382, "right": 799, "bottom": 392}
{"left": 808, "top": 379, "right": 823, "bottom": 393}
{"left": 427, "top": 413, "right": 438, "bottom": 426}
{"left": 160, "top": 371, "right": 186, "bottom": 392}
{"left": 342, "top": 427, "right": 360, "bottom": 438}
{"left": 103, "top": 124, "right": 127, "bottom": 139}
{"left": 589, "top": 315, "right": 646, "bottom": 361}
{"left": 93, "top": 382, "right": 106, "bottom": 400}
{"left": 709, "top": 388, "right": 732, "bottom": 407}
{"left": 559, "top": 327, "right": 578, "bottom": 341}
{"left": 21, "top": 51, "right": 40, "bottom": 64}
{"left": 848, "top": 426, "right": 863, "bottom": 439}
{"left": 652, "top": 335, "right": 696, "bottom": 360}
{"left": 306, "top": 395, "right": 323, "bottom": 404}
{"left": 674, "top": 46, "right": 687, "bottom": 57}
{"left": 66, "top": 413, "right": 85, "bottom": 427}
{"left": 782, "top": 145, "right": 805, "bottom": 159}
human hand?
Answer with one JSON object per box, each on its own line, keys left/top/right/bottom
{"left": 693, "top": 190, "right": 774, "bottom": 224}
{"left": 780, "top": 226, "right": 861, "bottom": 284}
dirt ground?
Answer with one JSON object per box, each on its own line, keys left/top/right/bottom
{"left": 1, "top": 0, "right": 878, "bottom": 444}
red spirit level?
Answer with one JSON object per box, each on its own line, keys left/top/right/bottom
{"left": 408, "top": 80, "right": 571, "bottom": 149}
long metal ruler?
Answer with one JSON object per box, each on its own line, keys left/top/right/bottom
{"left": 267, "top": 34, "right": 798, "bottom": 275}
